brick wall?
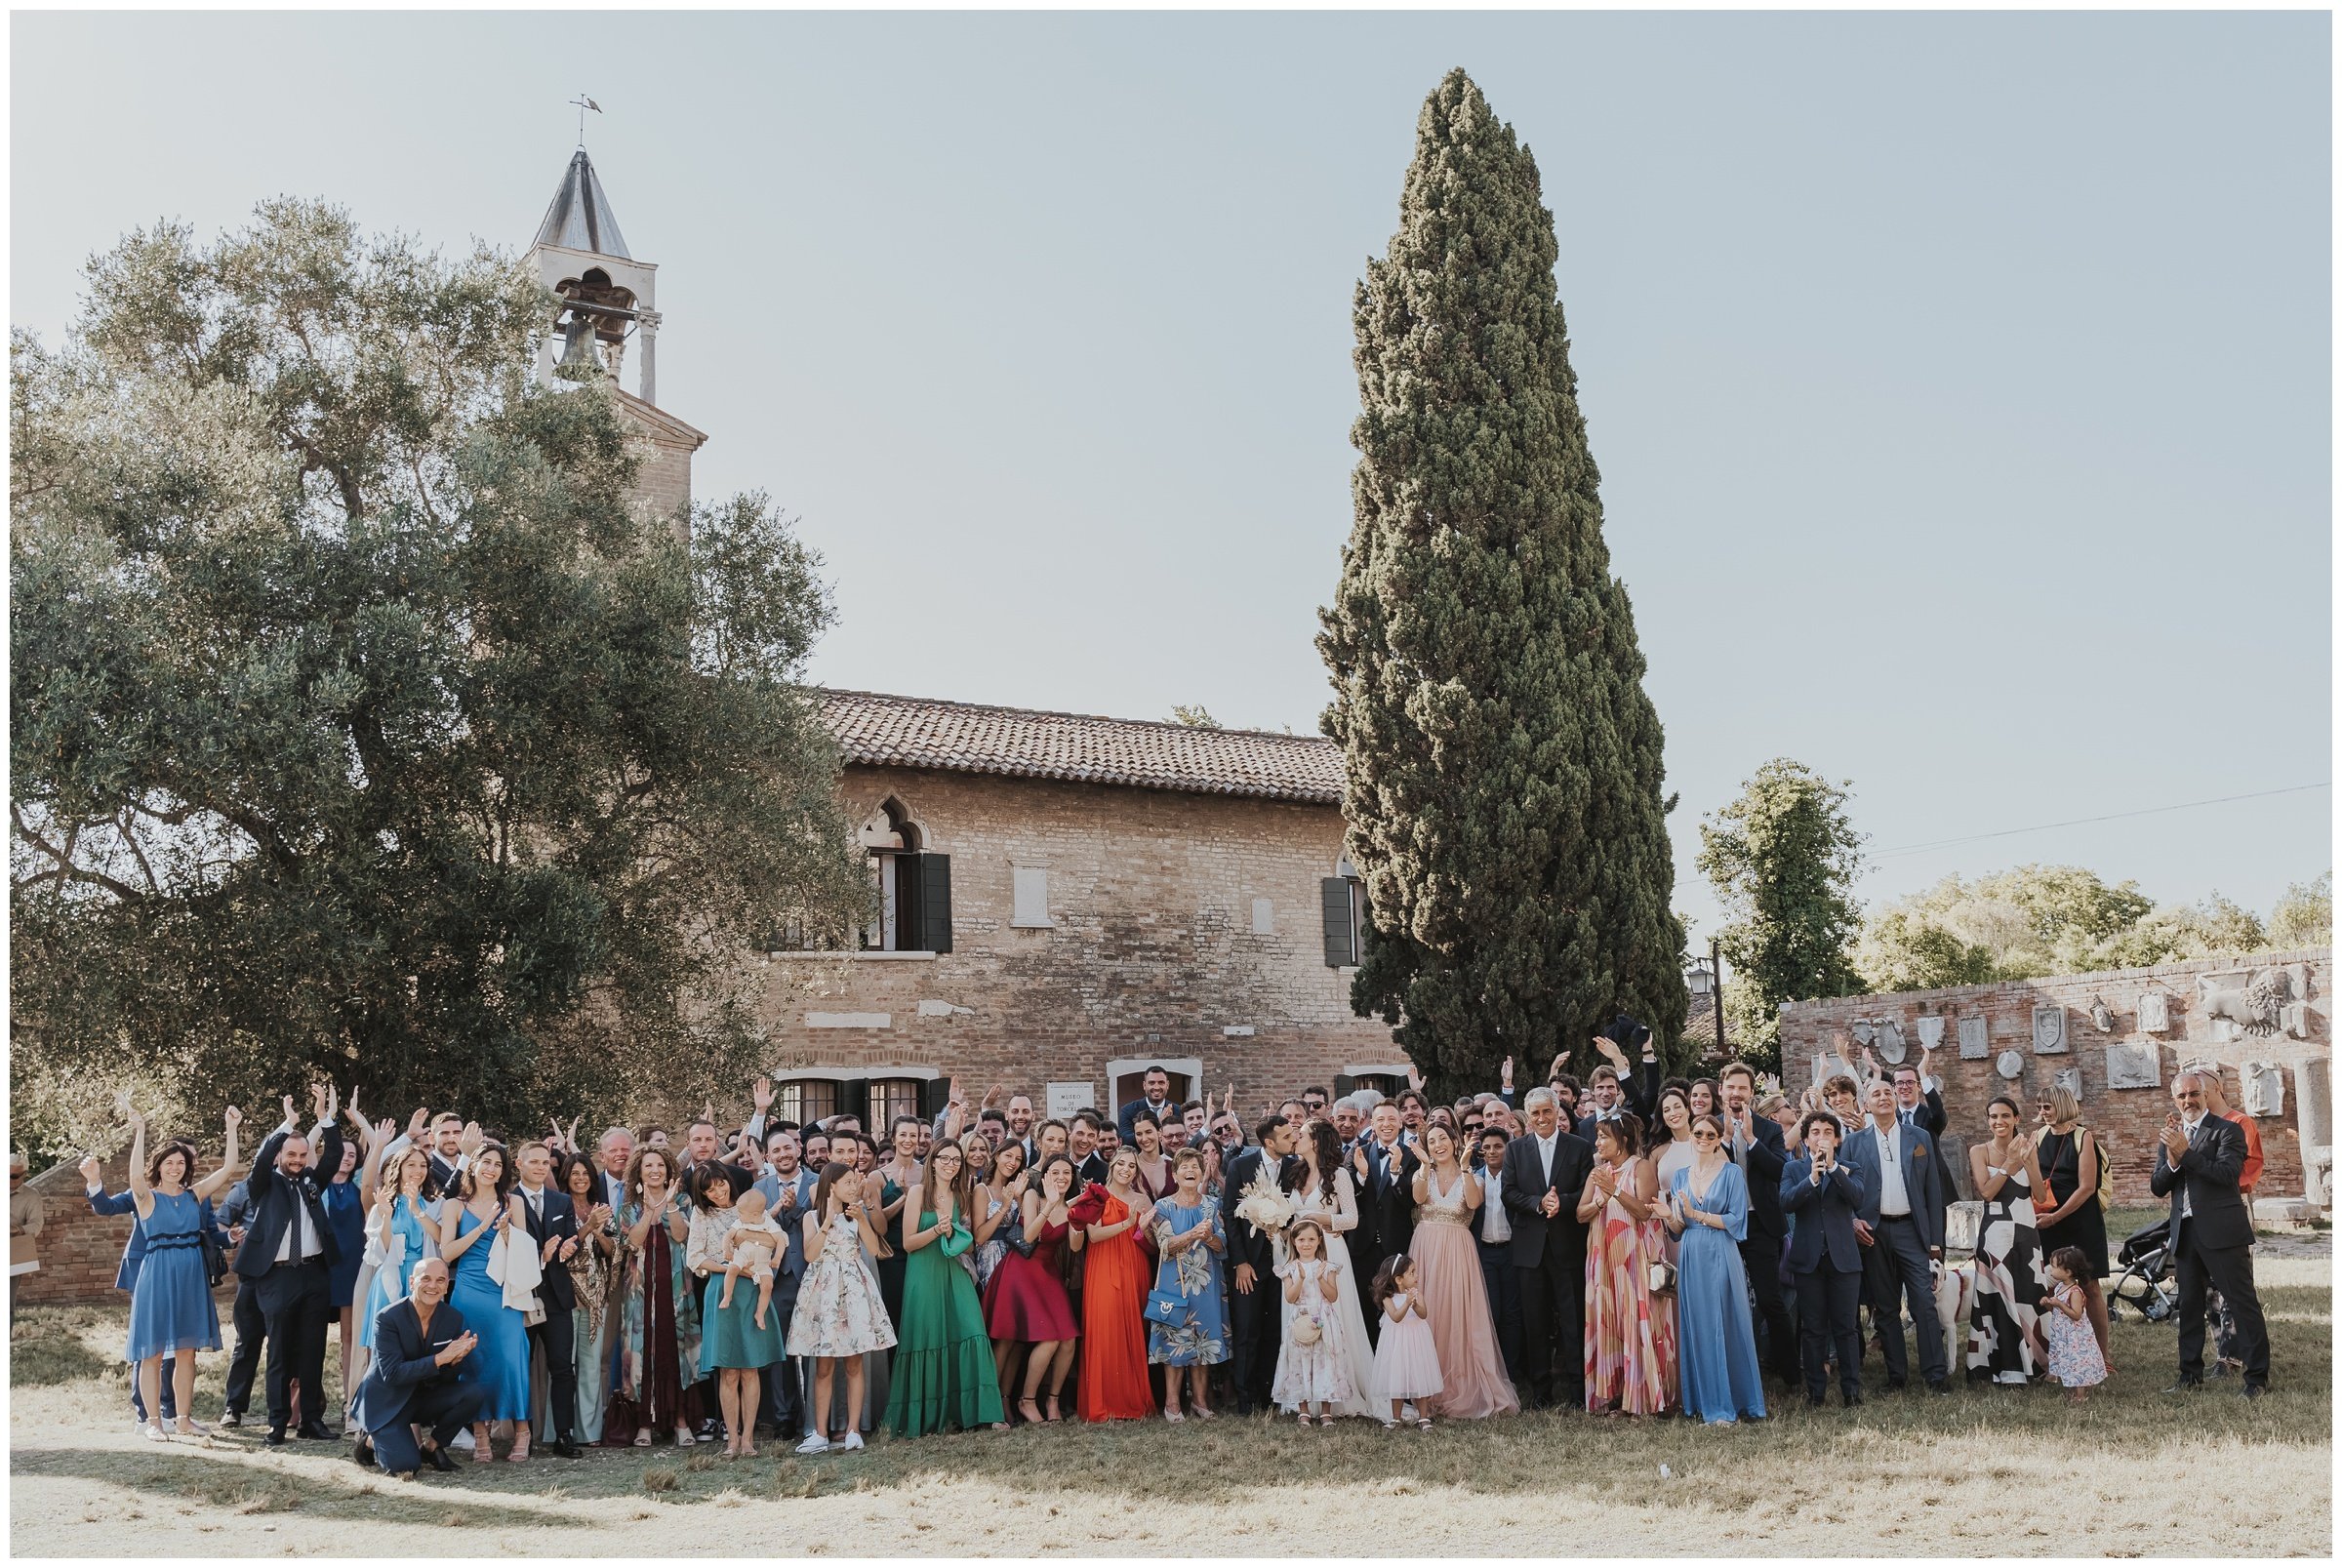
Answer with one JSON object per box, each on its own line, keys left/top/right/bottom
{"left": 1780, "top": 948, "right": 2331, "bottom": 1204}
{"left": 751, "top": 765, "right": 1403, "bottom": 1120}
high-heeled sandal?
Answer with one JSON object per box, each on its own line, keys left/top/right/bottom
{"left": 1018, "top": 1397, "right": 1045, "bottom": 1426}
{"left": 1042, "top": 1395, "right": 1063, "bottom": 1423}
{"left": 507, "top": 1428, "right": 530, "bottom": 1463}
{"left": 633, "top": 1428, "right": 653, "bottom": 1447}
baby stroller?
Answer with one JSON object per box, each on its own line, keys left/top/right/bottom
{"left": 2107, "top": 1217, "right": 2177, "bottom": 1322}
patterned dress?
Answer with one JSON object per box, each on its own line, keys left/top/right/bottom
{"left": 608, "top": 1198, "right": 704, "bottom": 1437}
{"left": 2043, "top": 1281, "right": 2108, "bottom": 1388}
{"left": 1146, "top": 1197, "right": 1229, "bottom": 1366}
{"left": 1965, "top": 1164, "right": 2046, "bottom": 1385}
{"left": 787, "top": 1211, "right": 897, "bottom": 1359}
{"left": 1272, "top": 1258, "right": 1354, "bottom": 1411}
{"left": 1583, "top": 1158, "right": 1674, "bottom": 1414}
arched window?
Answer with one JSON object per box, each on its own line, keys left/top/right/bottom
{"left": 857, "top": 799, "right": 951, "bottom": 953}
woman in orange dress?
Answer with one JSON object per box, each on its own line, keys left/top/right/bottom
{"left": 1075, "top": 1147, "right": 1157, "bottom": 1421}
{"left": 1575, "top": 1114, "right": 1675, "bottom": 1415}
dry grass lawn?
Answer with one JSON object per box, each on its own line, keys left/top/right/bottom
{"left": 10, "top": 1254, "right": 2329, "bottom": 1556}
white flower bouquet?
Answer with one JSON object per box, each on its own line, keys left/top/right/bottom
{"left": 1232, "top": 1166, "right": 1293, "bottom": 1234}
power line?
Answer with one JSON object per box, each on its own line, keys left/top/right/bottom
{"left": 1867, "top": 782, "right": 2331, "bottom": 862}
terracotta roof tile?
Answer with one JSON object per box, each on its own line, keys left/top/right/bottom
{"left": 817, "top": 689, "right": 1345, "bottom": 805}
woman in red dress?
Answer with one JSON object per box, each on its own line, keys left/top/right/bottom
{"left": 985, "top": 1154, "right": 1084, "bottom": 1423}
{"left": 1076, "top": 1148, "right": 1156, "bottom": 1421}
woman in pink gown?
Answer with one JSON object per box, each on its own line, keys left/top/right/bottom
{"left": 1407, "top": 1124, "right": 1519, "bottom": 1419}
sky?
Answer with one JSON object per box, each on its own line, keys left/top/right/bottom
{"left": 12, "top": 10, "right": 2332, "bottom": 951}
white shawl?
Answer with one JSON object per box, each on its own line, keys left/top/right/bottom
{"left": 485, "top": 1221, "right": 545, "bottom": 1323}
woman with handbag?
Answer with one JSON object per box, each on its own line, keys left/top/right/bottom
{"left": 884, "top": 1140, "right": 1008, "bottom": 1436}
{"left": 1076, "top": 1147, "right": 1157, "bottom": 1421}
{"left": 2032, "top": 1086, "right": 2109, "bottom": 1279}
{"left": 1405, "top": 1123, "right": 1518, "bottom": 1419}
{"left": 1145, "top": 1147, "right": 1229, "bottom": 1420}
{"left": 986, "top": 1153, "right": 1082, "bottom": 1424}
{"left": 1575, "top": 1114, "right": 1674, "bottom": 1416}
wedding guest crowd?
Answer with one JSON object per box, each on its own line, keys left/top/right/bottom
{"left": 72, "top": 1028, "right": 2272, "bottom": 1478}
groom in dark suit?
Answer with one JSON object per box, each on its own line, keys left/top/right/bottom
{"left": 1352, "top": 1103, "right": 1419, "bottom": 1345}
{"left": 1221, "top": 1114, "right": 1298, "bottom": 1416}
{"left": 235, "top": 1088, "right": 344, "bottom": 1445}
{"left": 1501, "top": 1087, "right": 1594, "bottom": 1409}
{"left": 2153, "top": 1070, "right": 2269, "bottom": 1395}
{"left": 349, "top": 1259, "right": 486, "bottom": 1477}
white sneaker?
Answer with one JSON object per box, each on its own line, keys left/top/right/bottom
{"left": 842, "top": 1430, "right": 865, "bottom": 1452}
{"left": 794, "top": 1432, "right": 830, "bottom": 1455}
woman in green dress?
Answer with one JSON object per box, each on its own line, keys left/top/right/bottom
{"left": 884, "top": 1141, "right": 1008, "bottom": 1437}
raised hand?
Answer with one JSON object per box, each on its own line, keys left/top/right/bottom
{"left": 1594, "top": 1035, "right": 1627, "bottom": 1067}
{"left": 282, "top": 1094, "right": 299, "bottom": 1126}
{"left": 375, "top": 1118, "right": 395, "bottom": 1146}
{"left": 223, "top": 1105, "right": 244, "bottom": 1131}
{"left": 703, "top": 1097, "right": 716, "bottom": 1125}
{"left": 751, "top": 1077, "right": 774, "bottom": 1113}
{"left": 407, "top": 1106, "right": 430, "bottom": 1140}
{"left": 459, "top": 1121, "right": 483, "bottom": 1157}
{"left": 114, "top": 1086, "right": 135, "bottom": 1121}
{"left": 1501, "top": 1057, "right": 1515, "bottom": 1091}
{"left": 1406, "top": 1064, "right": 1425, "bottom": 1093}
{"left": 78, "top": 1154, "right": 102, "bottom": 1186}
{"left": 310, "top": 1082, "right": 330, "bottom": 1122}
{"left": 983, "top": 1083, "right": 1003, "bottom": 1108}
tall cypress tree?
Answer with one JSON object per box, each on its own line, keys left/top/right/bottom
{"left": 1318, "top": 69, "right": 1686, "bottom": 1097}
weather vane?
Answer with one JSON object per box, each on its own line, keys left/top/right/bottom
{"left": 570, "top": 93, "right": 602, "bottom": 146}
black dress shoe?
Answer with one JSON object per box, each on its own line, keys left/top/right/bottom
{"left": 1844, "top": 1392, "right": 1864, "bottom": 1407}
{"left": 1925, "top": 1380, "right": 1953, "bottom": 1396}
{"left": 424, "top": 1444, "right": 459, "bottom": 1473}
{"left": 2242, "top": 1383, "right": 2267, "bottom": 1400}
{"left": 2160, "top": 1379, "right": 2202, "bottom": 1394}
{"left": 264, "top": 1428, "right": 289, "bottom": 1448}
{"left": 297, "top": 1421, "right": 338, "bottom": 1441}
{"left": 1885, "top": 1378, "right": 1908, "bottom": 1391}
{"left": 350, "top": 1436, "right": 376, "bottom": 1468}
{"left": 548, "top": 1439, "right": 581, "bottom": 1459}
{"left": 1805, "top": 1394, "right": 1826, "bottom": 1408}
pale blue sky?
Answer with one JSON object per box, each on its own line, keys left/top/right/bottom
{"left": 12, "top": 11, "right": 2331, "bottom": 946}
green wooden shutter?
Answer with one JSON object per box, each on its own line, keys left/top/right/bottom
{"left": 913, "top": 861, "right": 950, "bottom": 959}
{"left": 1321, "top": 877, "right": 1355, "bottom": 967}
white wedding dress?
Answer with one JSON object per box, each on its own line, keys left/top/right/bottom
{"left": 1278, "top": 1166, "right": 1380, "bottom": 1420}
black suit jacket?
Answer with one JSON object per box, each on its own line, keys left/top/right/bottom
{"left": 1219, "top": 1146, "right": 1292, "bottom": 1277}
{"left": 2151, "top": 1114, "right": 2253, "bottom": 1251}
{"left": 1500, "top": 1129, "right": 1594, "bottom": 1268}
{"left": 1356, "top": 1138, "right": 1420, "bottom": 1265}
{"left": 1726, "top": 1112, "right": 1790, "bottom": 1240}
{"left": 233, "top": 1126, "right": 345, "bottom": 1279}
{"left": 1780, "top": 1156, "right": 1866, "bottom": 1273}
{"left": 349, "top": 1298, "right": 470, "bottom": 1434}
{"left": 516, "top": 1186, "right": 578, "bottom": 1312}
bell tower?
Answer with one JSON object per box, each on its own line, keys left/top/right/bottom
{"left": 525, "top": 141, "right": 707, "bottom": 532}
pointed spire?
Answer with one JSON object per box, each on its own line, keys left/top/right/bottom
{"left": 534, "top": 148, "right": 630, "bottom": 260}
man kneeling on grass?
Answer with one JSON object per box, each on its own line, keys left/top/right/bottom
{"left": 348, "top": 1258, "right": 485, "bottom": 1479}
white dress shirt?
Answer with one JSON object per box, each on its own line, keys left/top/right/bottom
{"left": 1872, "top": 1121, "right": 1910, "bottom": 1218}
{"left": 273, "top": 1176, "right": 321, "bottom": 1264}
{"left": 1477, "top": 1167, "right": 1512, "bottom": 1244}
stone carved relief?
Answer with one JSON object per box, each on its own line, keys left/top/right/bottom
{"left": 1958, "top": 1015, "right": 1990, "bottom": 1060}
{"left": 2138, "top": 990, "right": 2171, "bottom": 1034}
{"left": 2197, "top": 965, "right": 2304, "bottom": 1042}
{"left": 1917, "top": 1016, "right": 1946, "bottom": 1053}
{"left": 1876, "top": 1019, "right": 1908, "bottom": 1064}
{"left": 2033, "top": 1004, "right": 2068, "bottom": 1055}
{"left": 2054, "top": 1067, "right": 2083, "bottom": 1100}
{"left": 2241, "top": 1061, "right": 2286, "bottom": 1118}
{"left": 2106, "top": 1042, "right": 2161, "bottom": 1091}
{"left": 1995, "top": 1049, "right": 2025, "bottom": 1081}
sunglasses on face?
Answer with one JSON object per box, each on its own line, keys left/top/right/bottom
{"left": 1692, "top": 1131, "right": 1720, "bottom": 1143}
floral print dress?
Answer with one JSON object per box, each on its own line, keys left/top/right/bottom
{"left": 1147, "top": 1197, "right": 1229, "bottom": 1366}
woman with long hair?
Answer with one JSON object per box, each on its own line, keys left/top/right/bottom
{"left": 548, "top": 1150, "right": 617, "bottom": 1443}
{"left": 1280, "top": 1119, "right": 1376, "bottom": 1419}
{"left": 874, "top": 1115, "right": 924, "bottom": 1327}
{"left": 886, "top": 1140, "right": 1008, "bottom": 1435}
{"left": 610, "top": 1146, "right": 703, "bottom": 1447}
{"left": 972, "top": 1137, "right": 1025, "bottom": 1295}
{"left": 986, "top": 1152, "right": 1081, "bottom": 1424}
{"left": 1965, "top": 1096, "right": 2047, "bottom": 1385}
{"left": 355, "top": 1140, "right": 439, "bottom": 1399}
{"left": 435, "top": 1141, "right": 534, "bottom": 1459}
{"left": 1576, "top": 1114, "right": 1672, "bottom": 1415}
{"left": 1662, "top": 1114, "right": 1766, "bottom": 1425}
{"left": 786, "top": 1162, "right": 896, "bottom": 1454}
{"left": 323, "top": 1097, "right": 377, "bottom": 1407}
{"left": 1129, "top": 1113, "right": 1174, "bottom": 1202}
{"left": 2033, "top": 1085, "right": 2109, "bottom": 1279}
{"left": 121, "top": 1102, "right": 241, "bottom": 1440}
{"left": 1406, "top": 1122, "right": 1518, "bottom": 1419}
{"left": 1077, "top": 1147, "right": 1157, "bottom": 1421}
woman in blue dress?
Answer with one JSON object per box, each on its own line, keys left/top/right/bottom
{"left": 356, "top": 1144, "right": 439, "bottom": 1364}
{"left": 1662, "top": 1114, "right": 1767, "bottom": 1426}
{"left": 1145, "top": 1147, "right": 1229, "bottom": 1420}
{"left": 323, "top": 1122, "right": 370, "bottom": 1406}
{"left": 436, "top": 1140, "right": 534, "bottom": 1461}
{"left": 122, "top": 1100, "right": 242, "bottom": 1441}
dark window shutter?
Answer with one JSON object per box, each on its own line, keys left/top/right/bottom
{"left": 916, "top": 854, "right": 952, "bottom": 953}
{"left": 1333, "top": 1073, "right": 1355, "bottom": 1099}
{"left": 1321, "top": 877, "right": 1355, "bottom": 967}
{"left": 839, "top": 1078, "right": 869, "bottom": 1130}
{"left": 920, "top": 1076, "right": 950, "bottom": 1121}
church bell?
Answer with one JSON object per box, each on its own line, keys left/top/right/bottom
{"left": 554, "top": 307, "right": 603, "bottom": 382}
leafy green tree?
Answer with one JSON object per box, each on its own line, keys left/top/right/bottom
{"left": 11, "top": 200, "right": 868, "bottom": 1159}
{"left": 2268, "top": 870, "right": 2332, "bottom": 949}
{"left": 1318, "top": 69, "right": 1686, "bottom": 1097}
{"left": 1168, "top": 704, "right": 1221, "bottom": 729}
{"left": 1696, "top": 760, "right": 1867, "bottom": 1067}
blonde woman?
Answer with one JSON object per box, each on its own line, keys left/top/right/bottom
{"left": 2032, "top": 1085, "right": 2108, "bottom": 1279}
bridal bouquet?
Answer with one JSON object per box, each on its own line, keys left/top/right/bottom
{"left": 1232, "top": 1166, "right": 1294, "bottom": 1234}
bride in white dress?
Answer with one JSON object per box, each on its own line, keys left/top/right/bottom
{"left": 1275, "top": 1120, "right": 1379, "bottom": 1420}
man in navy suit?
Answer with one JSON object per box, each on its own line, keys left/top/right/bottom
{"left": 235, "top": 1089, "right": 345, "bottom": 1445}
{"left": 753, "top": 1130, "right": 819, "bottom": 1438}
{"left": 2152, "top": 1070, "right": 2269, "bottom": 1396}
{"left": 1352, "top": 1102, "right": 1419, "bottom": 1342}
{"left": 82, "top": 1152, "right": 230, "bottom": 1426}
{"left": 1502, "top": 1088, "right": 1595, "bottom": 1409}
{"left": 1841, "top": 1083, "right": 1951, "bottom": 1392}
{"left": 348, "top": 1259, "right": 485, "bottom": 1478}
{"left": 1782, "top": 1110, "right": 1868, "bottom": 1408}
{"left": 1718, "top": 1062, "right": 1797, "bottom": 1383}
{"left": 1221, "top": 1114, "right": 1298, "bottom": 1415}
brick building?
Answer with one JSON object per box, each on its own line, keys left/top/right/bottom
{"left": 1779, "top": 947, "right": 2333, "bottom": 1213}
{"left": 748, "top": 690, "right": 1408, "bottom": 1129}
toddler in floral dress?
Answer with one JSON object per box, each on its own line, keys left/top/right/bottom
{"left": 2042, "top": 1246, "right": 2109, "bottom": 1401}
{"left": 1272, "top": 1221, "right": 1353, "bottom": 1425}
